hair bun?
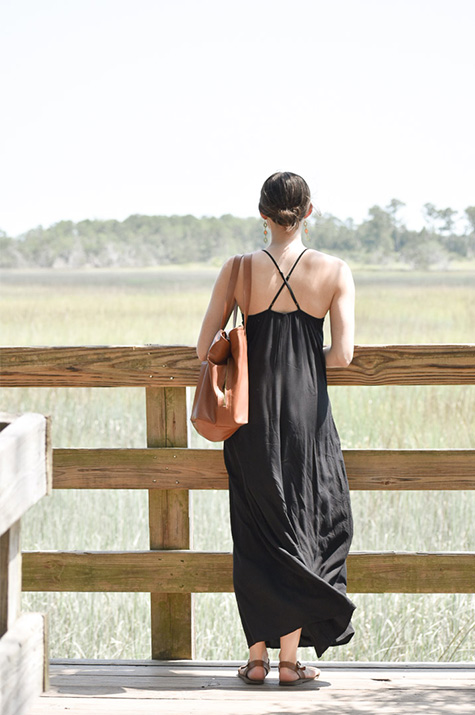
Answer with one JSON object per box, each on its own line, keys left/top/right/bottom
{"left": 276, "top": 208, "right": 299, "bottom": 228}
{"left": 258, "top": 172, "right": 312, "bottom": 232}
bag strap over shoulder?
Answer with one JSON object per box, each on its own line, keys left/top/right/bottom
{"left": 220, "top": 253, "right": 253, "bottom": 330}
{"left": 241, "top": 253, "right": 252, "bottom": 327}
{"left": 221, "top": 255, "right": 242, "bottom": 330}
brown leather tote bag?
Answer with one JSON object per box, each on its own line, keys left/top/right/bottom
{"left": 191, "top": 253, "right": 252, "bottom": 441}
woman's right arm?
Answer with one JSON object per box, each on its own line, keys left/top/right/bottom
{"left": 323, "top": 260, "right": 355, "bottom": 368}
{"left": 196, "top": 257, "right": 235, "bottom": 362}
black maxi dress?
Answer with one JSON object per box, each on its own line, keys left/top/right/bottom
{"left": 223, "top": 249, "right": 356, "bottom": 658}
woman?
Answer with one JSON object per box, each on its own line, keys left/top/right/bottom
{"left": 197, "top": 172, "right": 356, "bottom": 685}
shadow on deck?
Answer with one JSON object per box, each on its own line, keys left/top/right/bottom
{"left": 26, "top": 660, "right": 475, "bottom": 715}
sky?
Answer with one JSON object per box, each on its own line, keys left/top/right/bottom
{"left": 1, "top": 0, "right": 474, "bottom": 236}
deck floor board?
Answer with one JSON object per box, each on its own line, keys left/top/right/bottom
{"left": 26, "top": 660, "right": 475, "bottom": 715}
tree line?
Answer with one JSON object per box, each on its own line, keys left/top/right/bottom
{"left": 1, "top": 201, "right": 474, "bottom": 270}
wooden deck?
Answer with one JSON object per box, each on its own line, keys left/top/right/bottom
{"left": 26, "top": 660, "right": 475, "bottom": 715}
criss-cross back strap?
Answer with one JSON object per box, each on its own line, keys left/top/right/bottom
{"left": 262, "top": 248, "right": 309, "bottom": 310}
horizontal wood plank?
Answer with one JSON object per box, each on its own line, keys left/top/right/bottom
{"left": 1, "top": 344, "right": 474, "bottom": 387}
{"left": 21, "top": 551, "right": 475, "bottom": 594}
{"left": 343, "top": 449, "right": 475, "bottom": 489}
{"left": 53, "top": 448, "right": 228, "bottom": 489}
{"left": 333, "top": 344, "right": 475, "bottom": 386}
{"left": 52, "top": 448, "right": 475, "bottom": 490}
{"left": 0, "top": 345, "right": 196, "bottom": 387}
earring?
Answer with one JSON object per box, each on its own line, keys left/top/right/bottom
{"left": 304, "top": 220, "right": 309, "bottom": 240}
{"left": 263, "top": 220, "right": 268, "bottom": 243}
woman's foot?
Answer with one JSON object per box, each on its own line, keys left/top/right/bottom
{"left": 238, "top": 642, "right": 270, "bottom": 683}
{"left": 237, "top": 658, "right": 270, "bottom": 684}
{"left": 278, "top": 660, "right": 320, "bottom": 685}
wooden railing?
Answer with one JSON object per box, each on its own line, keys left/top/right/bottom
{"left": 1, "top": 344, "right": 474, "bottom": 659}
{"left": 0, "top": 411, "right": 51, "bottom": 715}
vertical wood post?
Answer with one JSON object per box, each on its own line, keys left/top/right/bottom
{"left": 146, "top": 387, "right": 193, "bottom": 659}
{"left": 0, "top": 520, "right": 21, "bottom": 638}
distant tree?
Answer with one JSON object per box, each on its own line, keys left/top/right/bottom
{"left": 385, "top": 198, "right": 406, "bottom": 252}
{"left": 455, "top": 206, "right": 475, "bottom": 257}
{"left": 311, "top": 214, "right": 360, "bottom": 255}
{"left": 357, "top": 205, "right": 394, "bottom": 258}
{"left": 437, "top": 207, "right": 458, "bottom": 235}
{"left": 423, "top": 203, "right": 457, "bottom": 235}
{"left": 0, "top": 235, "right": 14, "bottom": 267}
{"left": 401, "top": 228, "right": 447, "bottom": 270}
{"left": 465, "top": 206, "right": 475, "bottom": 233}
{"left": 422, "top": 203, "right": 439, "bottom": 233}
{"left": 2, "top": 203, "right": 473, "bottom": 269}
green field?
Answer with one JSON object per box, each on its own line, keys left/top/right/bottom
{"left": 1, "top": 265, "right": 474, "bottom": 662}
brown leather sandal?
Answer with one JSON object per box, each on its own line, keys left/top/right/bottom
{"left": 278, "top": 660, "right": 320, "bottom": 686}
{"left": 237, "top": 658, "right": 271, "bottom": 684}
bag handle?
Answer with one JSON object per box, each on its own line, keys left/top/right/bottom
{"left": 220, "top": 253, "right": 252, "bottom": 330}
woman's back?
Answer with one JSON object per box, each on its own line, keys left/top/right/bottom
{"left": 234, "top": 247, "right": 349, "bottom": 321}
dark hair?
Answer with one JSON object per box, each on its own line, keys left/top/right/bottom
{"left": 258, "top": 172, "right": 312, "bottom": 229}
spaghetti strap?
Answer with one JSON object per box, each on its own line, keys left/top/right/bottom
{"left": 262, "top": 248, "right": 309, "bottom": 310}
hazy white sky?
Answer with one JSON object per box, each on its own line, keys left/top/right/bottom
{"left": 1, "top": 0, "right": 474, "bottom": 236}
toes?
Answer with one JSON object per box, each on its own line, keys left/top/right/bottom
{"left": 279, "top": 665, "right": 320, "bottom": 682}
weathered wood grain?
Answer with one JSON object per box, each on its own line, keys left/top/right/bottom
{"left": 0, "top": 520, "right": 21, "bottom": 638}
{"left": 51, "top": 448, "right": 475, "bottom": 490}
{"left": 0, "top": 345, "right": 197, "bottom": 387}
{"left": 343, "top": 449, "right": 475, "bottom": 489}
{"left": 0, "top": 413, "right": 51, "bottom": 535}
{"left": 146, "top": 387, "right": 193, "bottom": 660}
{"left": 1, "top": 344, "right": 474, "bottom": 386}
{"left": 26, "top": 661, "right": 475, "bottom": 715}
{"left": 331, "top": 344, "right": 475, "bottom": 386}
{"left": 0, "top": 612, "right": 47, "bottom": 715}
{"left": 347, "top": 552, "right": 475, "bottom": 593}
{"left": 21, "top": 551, "right": 475, "bottom": 594}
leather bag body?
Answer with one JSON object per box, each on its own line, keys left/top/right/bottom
{"left": 191, "top": 254, "right": 252, "bottom": 441}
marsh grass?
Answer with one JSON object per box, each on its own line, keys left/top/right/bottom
{"left": 1, "top": 265, "right": 474, "bottom": 662}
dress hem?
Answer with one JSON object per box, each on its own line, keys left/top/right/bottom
{"left": 246, "top": 608, "right": 356, "bottom": 658}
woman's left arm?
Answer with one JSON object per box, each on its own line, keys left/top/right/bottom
{"left": 196, "top": 257, "right": 235, "bottom": 361}
{"left": 323, "top": 260, "right": 355, "bottom": 368}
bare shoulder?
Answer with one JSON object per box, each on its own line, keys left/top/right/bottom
{"left": 224, "top": 255, "right": 237, "bottom": 269}
{"left": 305, "top": 249, "right": 353, "bottom": 281}
{"left": 216, "top": 254, "right": 241, "bottom": 281}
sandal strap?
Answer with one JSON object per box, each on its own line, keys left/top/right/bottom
{"left": 279, "top": 660, "right": 306, "bottom": 674}
{"left": 245, "top": 659, "right": 270, "bottom": 675}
